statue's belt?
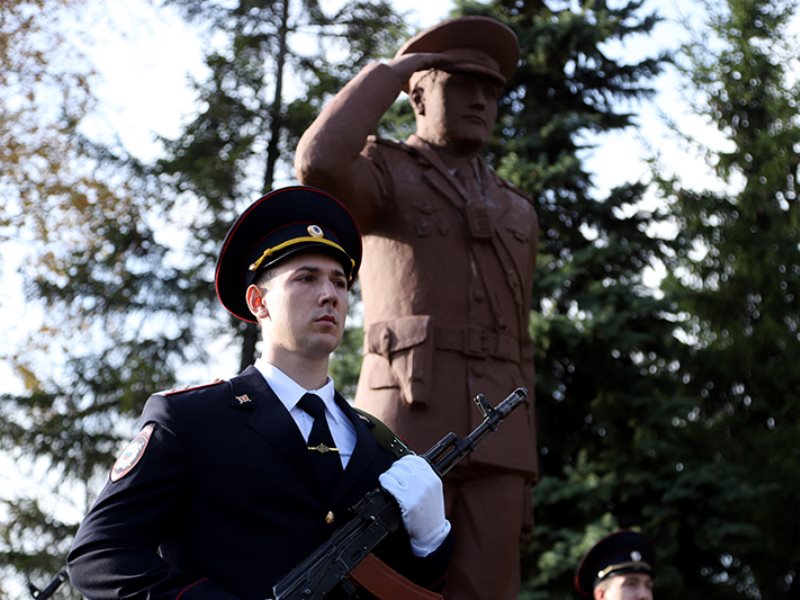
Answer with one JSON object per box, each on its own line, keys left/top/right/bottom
{"left": 433, "top": 324, "right": 520, "bottom": 362}
{"left": 365, "top": 318, "right": 522, "bottom": 363}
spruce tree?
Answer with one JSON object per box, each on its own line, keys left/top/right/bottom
{"left": 655, "top": 0, "right": 800, "bottom": 597}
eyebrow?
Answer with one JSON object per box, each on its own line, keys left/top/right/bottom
{"left": 293, "top": 264, "right": 347, "bottom": 279}
{"left": 623, "top": 574, "right": 651, "bottom": 584}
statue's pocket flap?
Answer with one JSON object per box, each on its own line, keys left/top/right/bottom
{"left": 366, "top": 316, "right": 431, "bottom": 356}
{"left": 365, "top": 317, "right": 433, "bottom": 406}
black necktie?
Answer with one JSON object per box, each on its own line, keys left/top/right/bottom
{"left": 297, "top": 393, "right": 343, "bottom": 492}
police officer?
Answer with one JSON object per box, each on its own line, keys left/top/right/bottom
{"left": 67, "top": 186, "right": 452, "bottom": 599}
{"left": 574, "top": 530, "right": 656, "bottom": 600}
{"left": 295, "top": 16, "right": 538, "bottom": 600}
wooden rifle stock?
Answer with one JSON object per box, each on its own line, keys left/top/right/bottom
{"left": 272, "top": 387, "right": 528, "bottom": 599}
{"left": 350, "top": 553, "right": 443, "bottom": 599}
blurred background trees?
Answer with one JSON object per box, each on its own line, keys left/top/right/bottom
{"left": 1, "top": 0, "right": 798, "bottom": 598}
{"left": 651, "top": 0, "right": 800, "bottom": 596}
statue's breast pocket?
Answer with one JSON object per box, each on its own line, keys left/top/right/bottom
{"left": 407, "top": 195, "right": 450, "bottom": 238}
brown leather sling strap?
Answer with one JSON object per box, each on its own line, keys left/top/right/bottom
{"left": 350, "top": 410, "right": 444, "bottom": 598}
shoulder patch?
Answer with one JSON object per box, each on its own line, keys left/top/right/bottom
{"left": 162, "top": 378, "right": 225, "bottom": 396}
{"left": 111, "top": 423, "right": 155, "bottom": 482}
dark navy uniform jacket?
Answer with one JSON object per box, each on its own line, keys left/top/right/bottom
{"left": 67, "top": 366, "right": 451, "bottom": 599}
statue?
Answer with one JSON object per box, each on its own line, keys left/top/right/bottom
{"left": 295, "top": 16, "right": 538, "bottom": 599}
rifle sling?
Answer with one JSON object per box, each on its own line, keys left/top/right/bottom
{"left": 349, "top": 411, "right": 443, "bottom": 598}
{"left": 349, "top": 553, "right": 444, "bottom": 600}
{"left": 353, "top": 408, "right": 413, "bottom": 460}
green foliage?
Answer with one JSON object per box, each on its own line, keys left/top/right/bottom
{"left": 0, "top": 2, "right": 171, "bottom": 595}
{"left": 329, "top": 292, "right": 365, "bottom": 400}
{"left": 654, "top": 1, "right": 800, "bottom": 596}
{"left": 510, "top": 0, "right": 800, "bottom": 596}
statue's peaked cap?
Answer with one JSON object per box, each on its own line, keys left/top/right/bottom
{"left": 395, "top": 16, "right": 519, "bottom": 92}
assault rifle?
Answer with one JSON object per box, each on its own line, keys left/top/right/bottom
{"left": 272, "top": 387, "right": 528, "bottom": 600}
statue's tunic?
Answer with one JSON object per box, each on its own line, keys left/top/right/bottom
{"left": 356, "top": 133, "right": 538, "bottom": 476}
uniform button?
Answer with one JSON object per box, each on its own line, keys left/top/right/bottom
{"left": 472, "top": 288, "right": 485, "bottom": 302}
{"left": 325, "top": 511, "right": 335, "bottom": 525}
{"left": 378, "top": 328, "right": 393, "bottom": 354}
{"left": 415, "top": 220, "right": 432, "bottom": 237}
{"left": 471, "top": 364, "right": 486, "bottom": 378}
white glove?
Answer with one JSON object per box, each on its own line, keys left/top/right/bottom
{"left": 378, "top": 455, "right": 451, "bottom": 557}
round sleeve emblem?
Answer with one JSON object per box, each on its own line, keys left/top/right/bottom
{"left": 111, "top": 423, "right": 155, "bottom": 482}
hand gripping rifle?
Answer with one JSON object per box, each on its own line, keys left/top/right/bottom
{"left": 272, "top": 387, "right": 528, "bottom": 600}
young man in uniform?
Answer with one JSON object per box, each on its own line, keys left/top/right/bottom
{"left": 67, "top": 186, "right": 452, "bottom": 599}
{"left": 574, "top": 529, "right": 656, "bottom": 600}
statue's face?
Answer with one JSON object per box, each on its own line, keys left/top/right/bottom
{"left": 415, "top": 70, "right": 501, "bottom": 155}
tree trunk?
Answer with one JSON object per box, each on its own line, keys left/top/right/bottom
{"left": 240, "top": 0, "right": 290, "bottom": 370}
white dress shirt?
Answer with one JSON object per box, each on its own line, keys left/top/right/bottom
{"left": 253, "top": 358, "right": 356, "bottom": 468}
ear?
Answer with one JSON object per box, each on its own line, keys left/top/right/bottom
{"left": 245, "top": 284, "right": 269, "bottom": 320}
{"left": 593, "top": 586, "right": 605, "bottom": 600}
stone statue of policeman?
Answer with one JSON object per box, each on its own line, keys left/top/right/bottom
{"left": 295, "top": 16, "right": 539, "bottom": 600}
